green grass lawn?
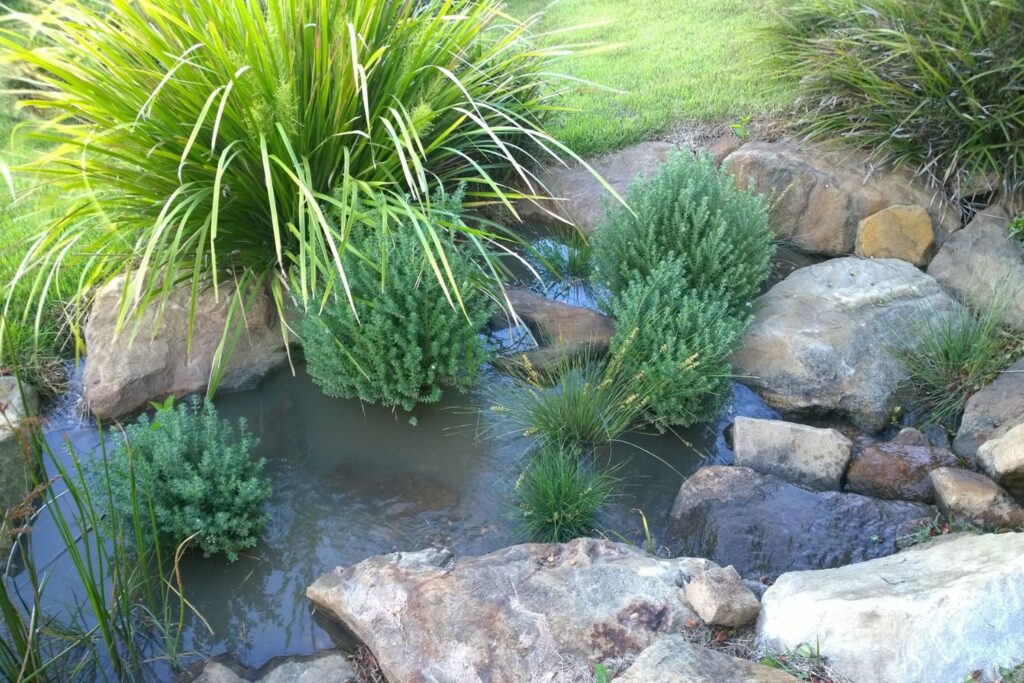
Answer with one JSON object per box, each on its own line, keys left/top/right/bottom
{"left": 507, "top": 0, "right": 796, "bottom": 155}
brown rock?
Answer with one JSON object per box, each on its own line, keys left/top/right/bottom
{"left": 929, "top": 467, "right": 1024, "bottom": 529}
{"left": 684, "top": 565, "right": 761, "bottom": 627}
{"left": 855, "top": 204, "right": 936, "bottom": 266}
{"left": 846, "top": 428, "right": 957, "bottom": 502}
{"left": 953, "top": 357, "right": 1024, "bottom": 459}
{"left": 732, "top": 417, "right": 852, "bottom": 491}
{"left": 976, "top": 423, "right": 1024, "bottom": 498}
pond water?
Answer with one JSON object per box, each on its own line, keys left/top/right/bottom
{"left": 23, "top": 363, "right": 776, "bottom": 671}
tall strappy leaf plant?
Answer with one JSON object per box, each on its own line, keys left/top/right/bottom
{"left": 0, "top": 0, "right": 615, "bottom": 381}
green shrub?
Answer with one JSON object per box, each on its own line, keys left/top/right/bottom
{"left": 609, "top": 260, "right": 748, "bottom": 429}
{"left": 1010, "top": 215, "right": 1024, "bottom": 245}
{"left": 768, "top": 0, "right": 1024, "bottom": 198}
{"left": 592, "top": 151, "right": 774, "bottom": 313}
{"left": 300, "top": 221, "right": 493, "bottom": 411}
{"left": 513, "top": 444, "right": 618, "bottom": 543}
{"left": 100, "top": 397, "right": 271, "bottom": 561}
{"left": 0, "top": 0, "right": 591, "bottom": 375}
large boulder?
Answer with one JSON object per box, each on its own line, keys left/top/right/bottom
{"left": 187, "top": 651, "right": 356, "bottom": 683}
{"left": 667, "top": 466, "right": 932, "bottom": 577}
{"left": 845, "top": 428, "right": 957, "bottom": 503}
{"left": 976, "top": 423, "right": 1024, "bottom": 498}
{"left": 929, "top": 204, "right": 1024, "bottom": 331}
{"left": 756, "top": 532, "right": 1024, "bottom": 683}
{"left": 732, "top": 417, "right": 852, "bottom": 491}
{"left": 723, "top": 141, "right": 959, "bottom": 256}
{"left": 731, "top": 258, "right": 964, "bottom": 432}
{"left": 0, "top": 377, "right": 38, "bottom": 551}
{"left": 929, "top": 467, "right": 1024, "bottom": 529}
{"left": 307, "top": 538, "right": 750, "bottom": 683}
{"left": 83, "top": 276, "right": 289, "bottom": 420}
{"left": 614, "top": 636, "right": 799, "bottom": 683}
{"left": 954, "top": 356, "right": 1024, "bottom": 459}
{"left": 515, "top": 141, "right": 674, "bottom": 235}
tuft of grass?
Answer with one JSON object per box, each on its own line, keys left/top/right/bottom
{"left": 513, "top": 443, "right": 618, "bottom": 544}
{"left": 505, "top": 0, "right": 796, "bottom": 155}
{"left": 1009, "top": 215, "right": 1024, "bottom": 245}
{"left": 531, "top": 228, "right": 593, "bottom": 287}
{"left": 893, "top": 301, "right": 1022, "bottom": 433}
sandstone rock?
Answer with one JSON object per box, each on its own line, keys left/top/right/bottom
{"left": 930, "top": 467, "right": 1024, "bottom": 529}
{"left": 307, "top": 538, "right": 720, "bottom": 683}
{"left": 0, "top": 377, "right": 38, "bottom": 551}
{"left": 723, "top": 141, "right": 959, "bottom": 256}
{"left": 668, "top": 466, "right": 932, "bottom": 577}
{"left": 846, "top": 428, "right": 957, "bottom": 502}
{"left": 756, "top": 532, "right": 1024, "bottom": 683}
{"left": 515, "top": 141, "right": 674, "bottom": 235}
{"left": 83, "top": 276, "right": 289, "bottom": 420}
{"left": 732, "top": 417, "right": 852, "bottom": 491}
{"left": 954, "top": 357, "right": 1024, "bottom": 459}
{"left": 731, "top": 258, "right": 964, "bottom": 431}
{"left": 684, "top": 565, "right": 760, "bottom": 627}
{"left": 614, "top": 635, "right": 799, "bottom": 682}
{"left": 855, "top": 204, "right": 935, "bottom": 266}
{"left": 976, "top": 423, "right": 1024, "bottom": 498}
{"left": 929, "top": 204, "right": 1024, "bottom": 331}
{"left": 188, "top": 651, "right": 356, "bottom": 683}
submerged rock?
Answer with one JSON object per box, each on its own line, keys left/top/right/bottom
{"left": 930, "top": 467, "right": 1024, "bottom": 529}
{"left": 976, "top": 423, "right": 1024, "bottom": 498}
{"left": 756, "top": 532, "right": 1024, "bottom": 683}
{"left": 845, "top": 428, "right": 957, "bottom": 503}
{"left": 732, "top": 417, "right": 852, "bottom": 491}
{"left": 667, "top": 466, "right": 932, "bottom": 577}
{"left": 615, "top": 635, "right": 798, "bottom": 682}
{"left": 83, "top": 276, "right": 289, "bottom": 420}
{"left": 0, "top": 377, "right": 38, "bottom": 552}
{"left": 307, "top": 538, "right": 753, "bottom": 682}
{"left": 723, "top": 141, "right": 958, "bottom": 256}
{"left": 954, "top": 357, "right": 1024, "bottom": 459}
{"left": 187, "top": 651, "right": 357, "bottom": 683}
{"left": 731, "top": 257, "right": 964, "bottom": 432}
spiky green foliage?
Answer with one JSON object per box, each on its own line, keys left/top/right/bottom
{"left": 100, "top": 397, "right": 270, "bottom": 561}
{"left": 300, "top": 218, "right": 493, "bottom": 411}
{"left": 610, "top": 260, "right": 748, "bottom": 429}
{"left": 1010, "top": 214, "right": 1024, "bottom": 245}
{"left": 0, "top": 0, "right": 608, "bottom": 376}
{"left": 592, "top": 151, "right": 774, "bottom": 312}
{"left": 513, "top": 443, "right": 618, "bottom": 543}
{"left": 768, "top": 0, "right": 1024, "bottom": 199}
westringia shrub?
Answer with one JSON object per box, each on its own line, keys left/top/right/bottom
{"left": 592, "top": 151, "right": 774, "bottom": 312}
{"left": 300, "top": 223, "right": 493, "bottom": 410}
{"left": 769, "top": 0, "right": 1024, "bottom": 199}
{"left": 101, "top": 397, "right": 271, "bottom": 561}
{"left": 513, "top": 443, "right": 618, "bottom": 543}
{"left": 609, "top": 260, "right": 749, "bottom": 429}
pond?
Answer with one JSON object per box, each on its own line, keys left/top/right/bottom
{"left": 22, "top": 362, "right": 777, "bottom": 671}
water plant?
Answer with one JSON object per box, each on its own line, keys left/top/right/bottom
{"left": 300, "top": 211, "right": 493, "bottom": 411}
{"left": 513, "top": 443, "right": 619, "bottom": 544}
{"left": 98, "top": 396, "right": 271, "bottom": 561}
{"left": 592, "top": 151, "right": 774, "bottom": 313}
{"left": 768, "top": 0, "right": 1024, "bottom": 199}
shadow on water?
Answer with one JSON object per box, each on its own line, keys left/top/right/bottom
{"left": 26, "top": 364, "right": 776, "bottom": 670}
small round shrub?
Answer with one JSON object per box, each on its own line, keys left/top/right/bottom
{"left": 514, "top": 444, "right": 618, "bottom": 543}
{"left": 610, "top": 260, "right": 749, "bottom": 429}
{"left": 592, "top": 151, "right": 774, "bottom": 313}
{"left": 300, "top": 226, "right": 493, "bottom": 410}
{"left": 102, "top": 397, "right": 271, "bottom": 562}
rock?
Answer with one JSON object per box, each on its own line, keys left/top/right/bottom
{"left": 845, "top": 428, "right": 957, "bottom": 502}
{"left": 667, "top": 466, "right": 932, "bottom": 577}
{"left": 187, "top": 651, "right": 356, "bottom": 683}
{"left": 731, "top": 257, "right": 964, "bottom": 431}
{"left": 307, "top": 538, "right": 723, "bottom": 683}
{"left": 614, "top": 635, "right": 799, "bottom": 682}
{"left": 83, "top": 276, "right": 289, "bottom": 420}
{"left": 954, "top": 356, "right": 1024, "bottom": 459}
{"left": 756, "top": 532, "right": 1024, "bottom": 683}
{"left": 684, "top": 565, "right": 760, "bottom": 627}
{"left": 0, "top": 377, "right": 38, "bottom": 551}
{"left": 732, "top": 417, "right": 852, "bottom": 491}
{"left": 929, "top": 204, "right": 1024, "bottom": 330}
{"left": 930, "top": 467, "right": 1024, "bottom": 529}
{"left": 723, "top": 141, "right": 959, "bottom": 256}
{"left": 976, "top": 423, "right": 1024, "bottom": 498}
{"left": 515, "top": 141, "right": 674, "bottom": 235}
{"left": 855, "top": 204, "right": 936, "bottom": 266}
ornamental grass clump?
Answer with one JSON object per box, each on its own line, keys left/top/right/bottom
{"left": 100, "top": 396, "right": 271, "bottom": 561}
{"left": 768, "top": 0, "right": 1024, "bottom": 200}
{"left": 0, "top": 0, "right": 610, "bottom": 373}
{"left": 300, "top": 213, "right": 494, "bottom": 411}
